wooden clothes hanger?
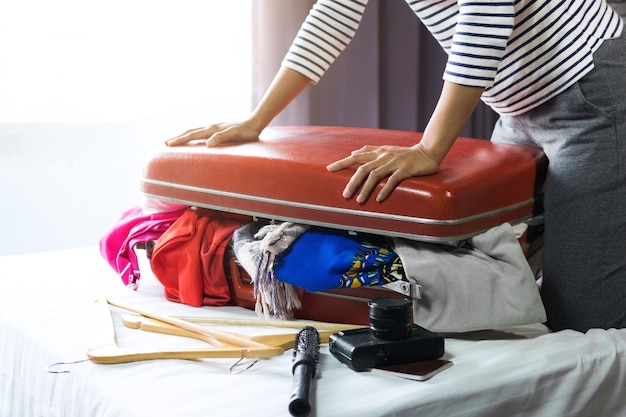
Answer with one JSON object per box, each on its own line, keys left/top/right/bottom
{"left": 86, "top": 296, "right": 282, "bottom": 364}
{"left": 86, "top": 296, "right": 359, "bottom": 365}
{"left": 121, "top": 314, "right": 338, "bottom": 349}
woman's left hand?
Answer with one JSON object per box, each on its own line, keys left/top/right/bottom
{"left": 326, "top": 143, "right": 440, "bottom": 203}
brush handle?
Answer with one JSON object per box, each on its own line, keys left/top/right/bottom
{"left": 289, "top": 355, "right": 315, "bottom": 417}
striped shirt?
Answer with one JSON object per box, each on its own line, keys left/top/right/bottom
{"left": 282, "top": 0, "right": 623, "bottom": 116}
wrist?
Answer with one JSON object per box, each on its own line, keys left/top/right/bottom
{"left": 415, "top": 143, "right": 440, "bottom": 164}
{"left": 243, "top": 115, "right": 268, "bottom": 136}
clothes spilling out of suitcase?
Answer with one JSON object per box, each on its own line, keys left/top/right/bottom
{"left": 101, "top": 204, "right": 545, "bottom": 333}
{"left": 100, "top": 127, "right": 547, "bottom": 335}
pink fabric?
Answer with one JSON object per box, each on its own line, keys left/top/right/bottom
{"left": 100, "top": 206, "right": 187, "bottom": 289}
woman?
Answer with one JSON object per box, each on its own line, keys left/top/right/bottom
{"left": 167, "top": 0, "right": 625, "bottom": 333}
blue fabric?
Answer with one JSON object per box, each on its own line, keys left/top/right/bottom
{"left": 273, "top": 227, "right": 404, "bottom": 292}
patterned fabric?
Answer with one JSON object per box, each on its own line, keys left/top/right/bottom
{"left": 232, "top": 222, "right": 407, "bottom": 319}
{"left": 338, "top": 241, "right": 404, "bottom": 289}
{"left": 273, "top": 226, "right": 405, "bottom": 292}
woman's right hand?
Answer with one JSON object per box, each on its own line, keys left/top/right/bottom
{"left": 165, "top": 121, "right": 262, "bottom": 147}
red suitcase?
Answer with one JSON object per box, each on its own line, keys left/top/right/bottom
{"left": 141, "top": 126, "right": 547, "bottom": 325}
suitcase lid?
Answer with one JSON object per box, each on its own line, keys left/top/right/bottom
{"left": 141, "top": 126, "right": 547, "bottom": 243}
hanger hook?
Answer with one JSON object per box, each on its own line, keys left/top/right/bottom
{"left": 229, "top": 357, "right": 260, "bottom": 374}
{"left": 46, "top": 358, "right": 90, "bottom": 374}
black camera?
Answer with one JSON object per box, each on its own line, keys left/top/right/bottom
{"left": 328, "top": 298, "right": 444, "bottom": 371}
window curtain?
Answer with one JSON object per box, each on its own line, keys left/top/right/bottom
{"left": 251, "top": 0, "right": 498, "bottom": 139}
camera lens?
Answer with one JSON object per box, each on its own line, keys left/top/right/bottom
{"left": 368, "top": 298, "right": 412, "bottom": 340}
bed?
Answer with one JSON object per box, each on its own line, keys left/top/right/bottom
{"left": 1, "top": 246, "right": 625, "bottom": 417}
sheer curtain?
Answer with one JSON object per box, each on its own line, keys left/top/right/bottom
{"left": 0, "top": 1, "right": 253, "bottom": 255}
{"left": 251, "top": 0, "right": 498, "bottom": 139}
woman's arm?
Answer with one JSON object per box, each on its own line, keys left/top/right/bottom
{"left": 166, "top": 1, "right": 367, "bottom": 147}
{"left": 420, "top": 81, "right": 485, "bottom": 162}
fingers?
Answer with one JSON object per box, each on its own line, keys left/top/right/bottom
{"left": 206, "top": 125, "right": 259, "bottom": 146}
{"left": 329, "top": 149, "right": 398, "bottom": 203}
{"left": 349, "top": 159, "right": 404, "bottom": 203}
{"left": 165, "top": 123, "right": 260, "bottom": 147}
{"left": 375, "top": 172, "right": 405, "bottom": 202}
{"left": 326, "top": 148, "right": 378, "bottom": 202}
{"left": 341, "top": 161, "right": 378, "bottom": 202}
{"left": 326, "top": 156, "right": 356, "bottom": 172}
{"left": 165, "top": 126, "right": 220, "bottom": 146}
{"left": 326, "top": 145, "right": 373, "bottom": 171}
{"left": 327, "top": 145, "right": 439, "bottom": 203}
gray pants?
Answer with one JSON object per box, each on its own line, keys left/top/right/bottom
{"left": 491, "top": 34, "right": 626, "bottom": 332}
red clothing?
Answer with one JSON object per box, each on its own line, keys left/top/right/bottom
{"left": 151, "top": 207, "right": 249, "bottom": 307}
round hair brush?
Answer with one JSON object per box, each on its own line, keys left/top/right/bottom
{"left": 289, "top": 326, "right": 321, "bottom": 417}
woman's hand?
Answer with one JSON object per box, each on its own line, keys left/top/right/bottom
{"left": 330, "top": 81, "right": 484, "bottom": 203}
{"left": 165, "top": 67, "right": 313, "bottom": 148}
{"left": 326, "top": 143, "right": 440, "bottom": 203}
{"left": 165, "top": 121, "right": 262, "bottom": 147}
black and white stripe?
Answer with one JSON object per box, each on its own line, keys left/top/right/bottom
{"left": 283, "top": 0, "right": 367, "bottom": 81}
{"left": 282, "top": 0, "right": 623, "bottom": 115}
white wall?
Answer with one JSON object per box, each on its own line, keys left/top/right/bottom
{"left": 0, "top": 1, "right": 252, "bottom": 255}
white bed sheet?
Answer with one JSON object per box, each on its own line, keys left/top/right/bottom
{"left": 1, "top": 247, "right": 625, "bottom": 417}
